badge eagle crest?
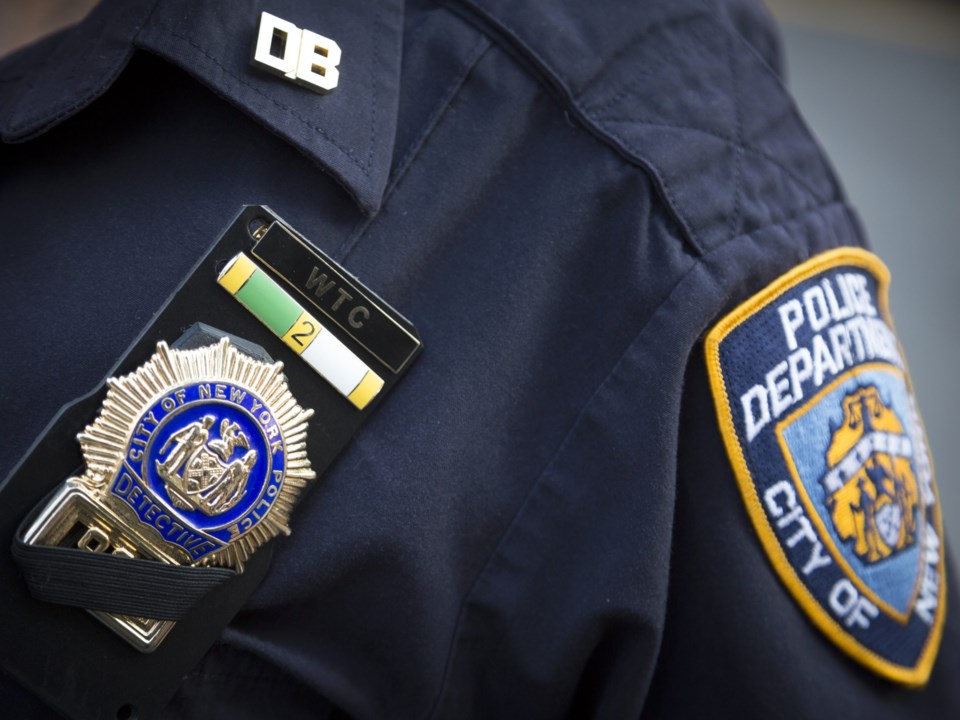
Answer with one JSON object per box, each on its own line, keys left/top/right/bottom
{"left": 24, "top": 337, "right": 315, "bottom": 649}
{"left": 706, "top": 248, "right": 946, "bottom": 686}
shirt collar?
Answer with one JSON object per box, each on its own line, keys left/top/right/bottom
{"left": 0, "top": 0, "right": 404, "bottom": 215}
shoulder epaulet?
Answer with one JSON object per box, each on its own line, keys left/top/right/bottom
{"left": 446, "top": 0, "right": 842, "bottom": 254}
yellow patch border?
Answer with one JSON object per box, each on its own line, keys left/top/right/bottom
{"left": 704, "top": 247, "right": 946, "bottom": 687}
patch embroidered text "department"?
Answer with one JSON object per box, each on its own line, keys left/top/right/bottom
{"left": 705, "top": 248, "right": 946, "bottom": 686}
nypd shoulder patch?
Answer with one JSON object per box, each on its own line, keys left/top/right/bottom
{"left": 705, "top": 247, "right": 946, "bottom": 686}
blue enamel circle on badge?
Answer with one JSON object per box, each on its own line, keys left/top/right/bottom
{"left": 109, "top": 381, "right": 287, "bottom": 560}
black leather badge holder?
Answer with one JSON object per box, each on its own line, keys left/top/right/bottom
{"left": 0, "top": 206, "right": 421, "bottom": 719}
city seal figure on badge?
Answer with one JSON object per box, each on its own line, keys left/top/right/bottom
{"left": 22, "top": 336, "right": 315, "bottom": 650}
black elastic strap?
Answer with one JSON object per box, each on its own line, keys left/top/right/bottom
{"left": 8, "top": 327, "right": 265, "bottom": 623}
{"left": 11, "top": 533, "right": 235, "bottom": 621}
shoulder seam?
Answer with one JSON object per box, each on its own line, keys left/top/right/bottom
{"left": 438, "top": 0, "right": 707, "bottom": 256}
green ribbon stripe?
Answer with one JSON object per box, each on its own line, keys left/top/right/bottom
{"left": 234, "top": 268, "right": 303, "bottom": 336}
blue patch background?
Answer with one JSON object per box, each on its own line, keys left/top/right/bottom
{"left": 144, "top": 398, "right": 274, "bottom": 532}
{"left": 718, "top": 262, "right": 936, "bottom": 668}
{"left": 779, "top": 367, "right": 922, "bottom": 614}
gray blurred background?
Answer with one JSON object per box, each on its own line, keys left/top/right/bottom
{"left": 1, "top": 1, "right": 958, "bottom": 559}
{"left": 764, "top": 0, "right": 960, "bottom": 560}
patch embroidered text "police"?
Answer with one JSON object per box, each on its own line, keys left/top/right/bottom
{"left": 705, "top": 248, "right": 946, "bottom": 686}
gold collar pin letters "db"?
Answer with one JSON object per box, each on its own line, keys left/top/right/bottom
{"left": 251, "top": 11, "right": 341, "bottom": 94}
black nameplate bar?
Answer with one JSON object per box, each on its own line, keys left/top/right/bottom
{"left": 252, "top": 224, "right": 421, "bottom": 373}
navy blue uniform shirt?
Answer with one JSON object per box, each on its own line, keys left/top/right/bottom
{"left": 0, "top": 0, "right": 957, "bottom": 717}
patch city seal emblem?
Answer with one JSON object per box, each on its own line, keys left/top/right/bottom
{"left": 705, "top": 248, "right": 945, "bottom": 685}
{"left": 23, "top": 337, "right": 315, "bottom": 650}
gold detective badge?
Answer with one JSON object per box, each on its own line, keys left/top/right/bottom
{"left": 22, "top": 337, "right": 315, "bottom": 651}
